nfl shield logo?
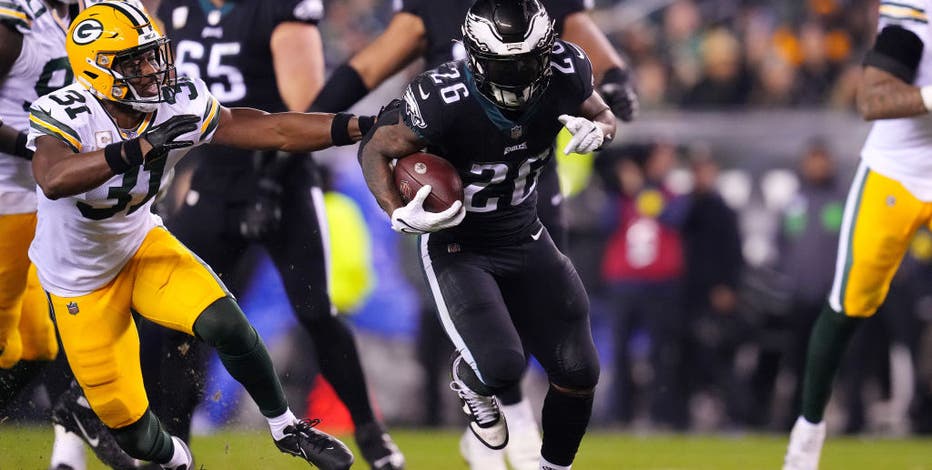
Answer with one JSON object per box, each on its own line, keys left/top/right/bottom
{"left": 510, "top": 125, "right": 523, "bottom": 139}
{"left": 67, "top": 302, "right": 79, "bottom": 315}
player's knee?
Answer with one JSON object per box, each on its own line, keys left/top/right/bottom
{"left": 552, "top": 360, "right": 600, "bottom": 391}
{"left": 477, "top": 350, "right": 525, "bottom": 389}
{"left": 192, "top": 297, "right": 258, "bottom": 354}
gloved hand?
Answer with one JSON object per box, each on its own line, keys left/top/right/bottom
{"left": 599, "top": 67, "right": 639, "bottom": 122}
{"left": 143, "top": 114, "right": 199, "bottom": 162}
{"left": 558, "top": 114, "right": 604, "bottom": 155}
{"left": 391, "top": 185, "right": 466, "bottom": 234}
{"left": 239, "top": 175, "right": 283, "bottom": 240}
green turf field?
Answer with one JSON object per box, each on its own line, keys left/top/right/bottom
{"left": 1, "top": 426, "right": 930, "bottom": 469}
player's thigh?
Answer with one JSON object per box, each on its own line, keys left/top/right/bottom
{"left": 130, "top": 227, "right": 230, "bottom": 335}
{"left": 0, "top": 213, "right": 36, "bottom": 366}
{"left": 419, "top": 235, "right": 524, "bottom": 385}
{"left": 266, "top": 180, "right": 332, "bottom": 320}
{"left": 829, "top": 164, "right": 931, "bottom": 317}
{"left": 49, "top": 270, "right": 147, "bottom": 428}
{"left": 18, "top": 264, "right": 58, "bottom": 361}
{"left": 503, "top": 231, "right": 598, "bottom": 389}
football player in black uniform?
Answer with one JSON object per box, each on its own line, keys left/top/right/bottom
{"left": 152, "top": 1, "right": 404, "bottom": 469}
{"left": 359, "top": 1, "right": 613, "bottom": 469}
{"left": 311, "top": 1, "right": 632, "bottom": 468}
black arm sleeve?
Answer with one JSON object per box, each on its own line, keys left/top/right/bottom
{"left": 308, "top": 63, "right": 370, "bottom": 112}
{"left": 863, "top": 25, "right": 924, "bottom": 83}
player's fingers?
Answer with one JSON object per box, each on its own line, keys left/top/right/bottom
{"left": 558, "top": 114, "right": 572, "bottom": 126}
{"left": 437, "top": 200, "right": 463, "bottom": 220}
{"left": 564, "top": 133, "right": 583, "bottom": 154}
{"left": 412, "top": 185, "right": 432, "bottom": 205}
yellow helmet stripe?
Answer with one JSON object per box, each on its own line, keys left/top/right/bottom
{"left": 29, "top": 117, "right": 82, "bottom": 153}
{"left": 98, "top": 0, "right": 148, "bottom": 28}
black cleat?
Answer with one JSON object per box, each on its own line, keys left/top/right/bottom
{"left": 51, "top": 386, "right": 138, "bottom": 470}
{"left": 355, "top": 421, "right": 405, "bottom": 470}
{"left": 274, "top": 418, "right": 354, "bottom": 470}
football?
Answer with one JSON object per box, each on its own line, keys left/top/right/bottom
{"left": 393, "top": 152, "right": 464, "bottom": 212}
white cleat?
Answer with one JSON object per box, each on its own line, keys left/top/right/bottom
{"left": 459, "top": 429, "right": 507, "bottom": 470}
{"left": 450, "top": 355, "right": 508, "bottom": 449}
{"left": 783, "top": 416, "right": 826, "bottom": 470}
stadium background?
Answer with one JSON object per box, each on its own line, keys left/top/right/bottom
{"left": 5, "top": 0, "right": 932, "bottom": 468}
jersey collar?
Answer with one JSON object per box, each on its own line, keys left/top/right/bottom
{"left": 463, "top": 65, "right": 542, "bottom": 135}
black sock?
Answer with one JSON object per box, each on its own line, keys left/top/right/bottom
{"left": 193, "top": 297, "right": 288, "bottom": 418}
{"left": 305, "top": 315, "right": 375, "bottom": 426}
{"left": 541, "top": 385, "right": 593, "bottom": 467}
{"left": 0, "top": 360, "right": 45, "bottom": 410}
{"left": 801, "top": 304, "right": 864, "bottom": 423}
{"left": 110, "top": 409, "right": 174, "bottom": 463}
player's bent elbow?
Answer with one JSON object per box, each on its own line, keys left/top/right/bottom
{"left": 37, "top": 178, "right": 67, "bottom": 200}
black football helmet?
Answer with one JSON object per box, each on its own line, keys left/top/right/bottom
{"left": 462, "top": 0, "right": 555, "bottom": 110}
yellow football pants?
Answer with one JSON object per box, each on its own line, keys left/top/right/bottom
{"left": 0, "top": 212, "right": 57, "bottom": 368}
{"left": 44, "top": 226, "right": 228, "bottom": 428}
{"left": 829, "top": 162, "right": 932, "bottom": 317}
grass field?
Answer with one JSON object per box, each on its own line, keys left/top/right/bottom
{"left": 1, "top": 426, "right": 930, "bottom": 469}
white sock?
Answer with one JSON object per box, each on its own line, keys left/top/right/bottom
{"left": 502, "top": 398, "right": 537, "bottom": 430}
{"left": 540, "top": 456, "right": 571, "bottom": 470}
{"left": 50, "top": 424, "right": 87, "bottom": 470}
{"left": 163, "top": 436, "right": 191, "bottom": 468}
{"left": 267, "top": 408, "right": 298, "bottom": 441}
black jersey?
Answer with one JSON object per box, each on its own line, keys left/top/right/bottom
{"left": 158, "top": 0, "right": 321, "bottom": 111}
{"left": 397, "top": 0, "right": 587, "bottom": 69}
{"left": 400, "top": 40, "right": 593, "bottom": 246}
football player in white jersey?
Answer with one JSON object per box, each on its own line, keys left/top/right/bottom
{"left": 26, "top": 2, "right": 371, "bottom": 469}
{"left": 784, "top": 1, "right": 932, "bottom": 468}
{"left": 0, "top": 1, "right": 142, "bottom": 469}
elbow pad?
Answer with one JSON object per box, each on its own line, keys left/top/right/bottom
{"left": 863, "top": 25, "right": 924, "bottom": 83}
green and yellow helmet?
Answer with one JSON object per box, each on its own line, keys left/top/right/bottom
{"left": 67, "top": 1, "right": 175, "bottom": 112}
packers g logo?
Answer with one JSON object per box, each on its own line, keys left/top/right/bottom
{"left": 72, "top": 19, "right": 104, "bottom": 45}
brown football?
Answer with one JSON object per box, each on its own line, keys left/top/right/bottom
{"left": 393, "top": 152, "right": 464, "bottom": 212}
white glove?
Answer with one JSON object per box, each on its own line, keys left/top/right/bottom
{"left": 391, "top": 185, "right": 466, "bottom": 235}
{"left": 558, "top": 114, "right": 604, "bottom": 154}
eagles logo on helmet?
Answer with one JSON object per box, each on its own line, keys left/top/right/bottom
{"left": 462, "top": 0, "right": 555, "bottom": 110}
{"left": 66, "top": 1, "right": 176, "bottom": 113}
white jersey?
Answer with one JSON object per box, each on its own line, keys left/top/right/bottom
{"left": 26, "top": 77, "right": 221, "bottom": 296}
{"left": 861, "top": 0, "right": 932, "bottom": 200}
{"left": 0, "top": 0, "right": 72, "bottom": 214}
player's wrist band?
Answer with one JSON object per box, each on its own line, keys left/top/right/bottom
{"left": 14, "top": 132, "right": 33, "bottom": 160}
{"left": 921, "top": 85, "right": 932, "bottom": 112}
{"left": 104, "top": 139, "right": 144, "bottom": 174}
{"left": 330, "top": 112, "right": 355, "bottom": 146}
{"left": 602, "top": 66, "right": 630, "bottom": 87}
{"left": 358, "top": 115, "right": 375, "bottom": 136}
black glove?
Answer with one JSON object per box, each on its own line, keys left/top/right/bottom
{"left": 239, "top": 174, "right": 283, "bottom": 240}
{"left": 143, "top": 114, "right": 199, "bottom": 161}
{"left": 599, "top": 67, "right": 639, "bottom": 122}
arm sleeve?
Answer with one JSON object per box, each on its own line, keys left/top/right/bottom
{"left": 0, "top": 0, "right": 32, "bottom": 34}
{"left": 270, "top": 0, "right": 323, "bottom": 25}
{"left": 400, "top": 72, "right": 445, "bottom": 145}
{"left": 27, "top": 97, "right": 85, "bottom": 153}
{"left": 560, "top": 40, "right": 596, "bottom": 104}
{"left": 173, "top": 77, "right": 222, "bottom": 144}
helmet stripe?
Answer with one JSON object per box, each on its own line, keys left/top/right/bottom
{"left": 98, "top": 1, "right": 148, "bottom": 28}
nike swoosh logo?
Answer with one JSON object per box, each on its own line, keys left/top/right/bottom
{"left": 418, "top": 83, "right": 430, "bottom": 100}
{"left": 72, "top": 412, "right": 100, "bottom": 447}
{"left": 531, "top": 226, "right": 544, "bottom": 241}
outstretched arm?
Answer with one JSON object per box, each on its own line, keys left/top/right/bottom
{"left": 211, "top": 106, "right": 363, "bottom": 152}
{"left": 857, "top": 65, "right": 927, "bottom": 120}
{"left": 309, "top": 12, "right": 426, "bottom": 112}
